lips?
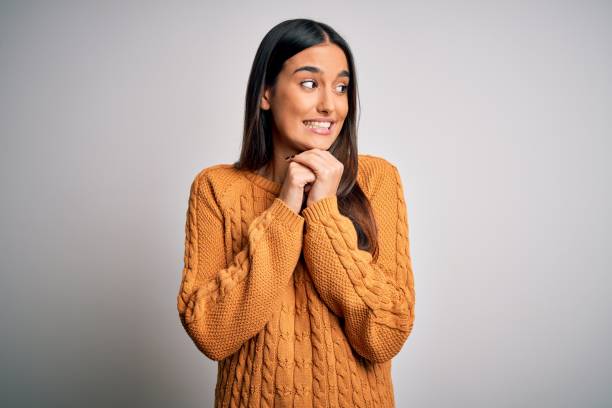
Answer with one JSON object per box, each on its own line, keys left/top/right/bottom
{"left": 302, "top": 120, "right": 334, "bottom": 130}
{"left": 303, "top": 118, "right": 336, "bottom": 123}
{"left": 303, "top": 120, "right": 334, "bottom": 135}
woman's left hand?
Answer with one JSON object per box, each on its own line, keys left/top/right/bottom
{"left": 288, "top": 148, "right": 344, "bottom": 208}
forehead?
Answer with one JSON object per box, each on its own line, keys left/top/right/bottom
{"left": 284, "top": 43, "right": 349, "bottom": 73}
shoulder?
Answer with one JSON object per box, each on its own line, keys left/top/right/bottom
{"left": 358, "top": 153, "right": 398, "bottom": 173}
{"left": 357, "top": 154, "right": 400, "bottom": 196}
{"left": 189, "top": 162, "right": 246, "bottom": 208}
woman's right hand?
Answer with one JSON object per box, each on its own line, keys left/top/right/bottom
{"left": 278, "top": 159, "right": 316, "bottom": 214}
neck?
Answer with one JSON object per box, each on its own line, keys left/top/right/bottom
{"left": 257, "top": 152, "right": 289, "bottom": 184}
{"left": 258, "top": 139, "right": 300, "bottom": 184}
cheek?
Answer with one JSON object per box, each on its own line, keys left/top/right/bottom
{"left": 271, "top": 103, "right": 309, "bottom": 137}
{"left": 275, "top": 94, "right": 310, "bottom": 123}
{"left": 340, "top": 99, "right": 350, "bottom": 117}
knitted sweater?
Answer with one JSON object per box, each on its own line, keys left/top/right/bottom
{"left": 177, "top": 154, "right": 415, "bottom": 408}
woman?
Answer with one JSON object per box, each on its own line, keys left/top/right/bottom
{"left": 177, "top": 18, "right": 415, "bottom": 408}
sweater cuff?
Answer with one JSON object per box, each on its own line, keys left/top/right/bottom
{"left": 301, "top": 195, "right": 340, "bottom": 223}
{"left": 270, "top": 197, "right": 305, "bottom": 230}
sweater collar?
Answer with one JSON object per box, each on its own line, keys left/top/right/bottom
{"left": 243, "top": 168, "right": 282, "bottom": 195}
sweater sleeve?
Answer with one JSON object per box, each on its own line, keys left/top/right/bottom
{"left": 300, "top": 162, "right": 415, "bottom": 363}
{"left": 177, "top": 170, "right": 305, "bottom": 361}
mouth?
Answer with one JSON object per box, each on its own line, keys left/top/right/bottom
{"left": 302, "top": 120, "right": 335, "bottom": 131}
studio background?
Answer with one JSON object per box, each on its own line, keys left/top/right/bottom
{"left": 1, "top": 1, "right": 610, "bottom": 407}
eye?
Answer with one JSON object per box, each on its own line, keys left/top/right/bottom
{"left": 301, "top": 79, "right": 316, "bottom": 89}
{"left": 300, "top": 79, "right": 348, "bottom": 94}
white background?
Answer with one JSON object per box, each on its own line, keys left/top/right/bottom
{"left": 1, "top": 1, "right": 610, "bottom": 406}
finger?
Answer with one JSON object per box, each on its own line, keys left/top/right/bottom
{"left": 308, "top": 149, "right": 339, "bottom": 169}
{"left": 298, "top": 151, "right": 338, "bottom": 179}
{"left": 289, "top": 159, "right": 315, "bottom": 175}
{"left": 290, "top": 151, "right": 328, "bottom": 175}
{"left": 288, "top": 160, "right": 316, "bottom": 183}
{"left": 310, "top": 149, "right": 345, "bottom": 178}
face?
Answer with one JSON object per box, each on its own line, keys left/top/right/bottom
{"left": 260, "top": 42, "right": 350, "bottom": 152}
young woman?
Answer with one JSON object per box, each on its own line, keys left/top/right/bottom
{"left": 177, "top": 18, "right": 415, "bottom": 408}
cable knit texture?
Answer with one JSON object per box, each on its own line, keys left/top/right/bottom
{"left": 177, "top": 154, "right": 415, "bottom": 407}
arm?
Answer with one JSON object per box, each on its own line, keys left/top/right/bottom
{"left": 301, "top": 162, "right": 415, "bottom": 363}
{"left": 177, "top": 170, "right": 304, "bottom": 361}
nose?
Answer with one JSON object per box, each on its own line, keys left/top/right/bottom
{"left": 316, "top": 84, "right": 335, "bottom": 114}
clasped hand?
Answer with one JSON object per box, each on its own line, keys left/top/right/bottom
{"left": 279, "top": 148, "right": 344, "bottom": 214}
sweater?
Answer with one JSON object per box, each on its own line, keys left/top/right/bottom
{"left": 177, "top": 154, "right": 415, "bottom": 408}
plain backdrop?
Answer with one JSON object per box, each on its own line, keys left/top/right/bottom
{"left": 1, "top": 1, "right": 610, "bottom": 407}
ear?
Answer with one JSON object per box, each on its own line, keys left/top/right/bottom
{"left": 260, "top": 87, "right": 272, "bottom": 110}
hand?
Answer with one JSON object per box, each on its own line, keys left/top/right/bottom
{"left": 278, "top": 159, "right": 316, "bottom": 214}
{"left": 287, "top": 148, "right": 344, "bottom": 208}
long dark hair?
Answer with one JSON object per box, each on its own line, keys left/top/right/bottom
{"left": 233, "top": 18, "right": 379, "bottom": 259}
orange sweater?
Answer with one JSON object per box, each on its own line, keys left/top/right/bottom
{"left": 177, "top": 154, "right": 415, "bottom": 408}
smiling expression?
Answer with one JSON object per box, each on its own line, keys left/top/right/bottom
{"left": 260, "top": 42, "right": 350, "bottom": 152}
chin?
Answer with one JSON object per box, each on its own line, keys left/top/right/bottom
{"left": 302, "top": 140, "right": 333, "bottom": 151}
{"left": 301, "top": 135, "right": 337, "bottom": 149}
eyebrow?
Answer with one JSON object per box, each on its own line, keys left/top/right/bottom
{"left": 292, "top": 65, "right": 350, "bottom": 79}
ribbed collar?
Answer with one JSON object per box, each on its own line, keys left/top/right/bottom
{"left": 243, "top": 168, "right": 282, "bottom": 195}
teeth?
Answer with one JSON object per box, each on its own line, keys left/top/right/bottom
{"left": 304, "top": 121, "right": 331, "bottom": 129}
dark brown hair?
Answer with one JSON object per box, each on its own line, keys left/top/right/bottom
{"left": 233, "top": 18, "right": 379, "bottom": 259}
